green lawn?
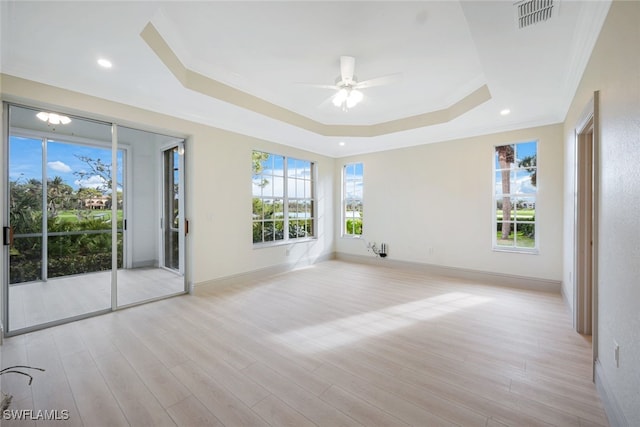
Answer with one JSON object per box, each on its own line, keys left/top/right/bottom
{"left": 496, "top": 209, "right": 535, "bottom": 220}
{"left": 56, "top": 210, "right": 123, "bottom": 223}
{"left": 496, "top": 230, "right": 535, "bottom": 248}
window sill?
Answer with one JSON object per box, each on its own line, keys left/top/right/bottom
{"left": 492, "top": 247, "right": 539, "bottom": 255}
{"left": 253, "top": 237, "right": 317, "bottom": 249}
{"left": 341, "top": 234, "right": 363, "bottom": 239}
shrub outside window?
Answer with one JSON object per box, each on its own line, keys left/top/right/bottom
{"left": 494, "top": 141, "right": 537, "bottom": 251}
{"left": 343, "top": 163, "right": 363, "bottom": 236}
{"left": 252, "top": 150, "right": 315, "bottom": 245}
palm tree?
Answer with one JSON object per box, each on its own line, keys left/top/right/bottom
{"left": 9, "top": 178, "right": 42, "bottom": 234}
{"left": 46, "top": 176, "right": 74, "bottom": 215}
{"left": 496, "top": 145, "right": 514, "bottom": 239}
{"left": 518, "top": 154, "right": 537, "bottom": 186}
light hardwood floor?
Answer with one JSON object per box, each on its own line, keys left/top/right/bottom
{"left": 7, "top": 268, "right": 185, "bottom": 332}
{"left": 0, "top": 260, "right": 608, "bottom": 426}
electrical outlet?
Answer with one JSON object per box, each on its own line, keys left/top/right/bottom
{"left": 614, "top": 341, "right": 620, "bottom": 368}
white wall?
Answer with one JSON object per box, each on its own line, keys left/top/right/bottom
{"left": 121, "top": 130, "right": 160, "bottom": 268}
{"left": 0, "top": 75, "right": 335, "bottom": 288}
{"left": 336, "top": 124, "right": 564, "bottom": 282}
{"left": 190, "top": 133, "right": 335, "bottom": 283}
{"left": 563, "top": 1, "right": 640, "bottom": 425}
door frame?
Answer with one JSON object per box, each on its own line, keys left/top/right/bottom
{"left": 159, "top": 140, "right": 186, "bottom": 275}
{"left": 2, "top": 104, "right": 117, "bottom": 335}
{"left": 2, "top": 101, "right": 190, "bottom": 336}
{"left": 1, "top": 103, "right": 8, "bottom": 341}
{"left": 573, "top": 91, "right": 599, "bottom": 378}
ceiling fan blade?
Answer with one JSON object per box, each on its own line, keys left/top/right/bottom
{"left": 355, "top": 73, "right": 402, "bottom": 89}
{"left": 340, "top": 56, "right": 356, "bottom": 84}
{"left": 296, "top": 83, "right": 338, "bottom": 90}
{"left": 318, "top": 93, "right": 338, "bottom": 109}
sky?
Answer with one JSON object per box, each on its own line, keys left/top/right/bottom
{"left": 344, "top": 162, "right": 364, "bottom": 200}
{"left": 9, "top": 138, "right": 528, "bottom": 200}
{"left": 9, "top": 136, "right": 123, "bottom": 192}
{"left": 252, "top": 155, "right": 365, "bottom": 200}
{"left": 494, "top": 141, "right": 537, "bottom": 171}
{"left": 494, "top": 141, "right": 537, "bottom": 196}
{"left": 252, "top": 154, "right": 315, "bottom": 199}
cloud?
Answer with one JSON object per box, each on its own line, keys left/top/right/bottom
{"left": 253, "top": 174, "right": 284, "bottom": 198}
{"left": 48, "top": 160, "right": 72, "bottom": 173}
{"left": 345, "top": 182, "right": 363, "bottom": 199}
{"left": 74, "top": 175, "right": 107, "bottom": 189}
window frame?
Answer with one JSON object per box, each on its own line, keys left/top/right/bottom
{"left": 492, "top": 140, "right": 538, "bottom": 254}
{"left": 252, "top": 150, "right": 316, "bottom": 247}
{"left": 342, "top": 162, "right": 364, "bottom": 238}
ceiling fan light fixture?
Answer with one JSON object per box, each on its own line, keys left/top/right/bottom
{"left": 333, "top": 88, "right": 364, "bottom": 110}
{"left": 347, "top": 90, "right": 363, "bottom": 108}
{"left": 333, "top": 88, "right": 348, "bottom": 107}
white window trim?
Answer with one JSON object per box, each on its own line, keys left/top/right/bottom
{"left": 342, "top": 162, "right": 364, "bottom": 238}
{"left": 492, "top": 141, "right": 539, "bottom": 254}
{"left": 252, "top": 151, "right": 317, "bottom": 247}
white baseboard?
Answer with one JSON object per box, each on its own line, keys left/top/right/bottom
{"left": 194, "top": 252, "right": 335, "bottom": 291}
{"left": 595, "top": 360, "right": 628, "bottom": 427}
{"left": 560, "top": 282, "right": 572, "bottom": 313}
{"left": 335, "top": 252, "right": 561, "bottom": 293}
{"left": 195, "top": 251, "right": 560, "bottom": 294}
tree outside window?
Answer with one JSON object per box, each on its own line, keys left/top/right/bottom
{"left": 343, "top": 163, "right": 363, "bottom": 236}
{"left": 494, "top": 141, "right": 537, "bottom": 251}
{"left": 252, "top": 150, "right": 315, "bottom": 245}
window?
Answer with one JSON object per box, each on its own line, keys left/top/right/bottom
{"left": 494, "top": 141, "right": 537, "bottom": 251}
{"left": 343, "top": 162, "right": 363, "bottom": 236}
{"left": 252, "top": 150, "right": 315, "bottom": 244}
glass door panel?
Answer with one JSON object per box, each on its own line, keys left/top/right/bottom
{"left": 9, "top": 136, "right": 43, "bottom": 284}
{"left": 6, "top": 105, "right": 113, "bottom": 333}
{"left": 46, "top": 140, "right": 122, "bottom": 278}
{"left": 115, "top": 126, "right": 185, "bottom": 307}
{"left": 163, "top": 147, "right": 180, "bottom": 271}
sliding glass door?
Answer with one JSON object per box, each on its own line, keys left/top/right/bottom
{"left": 3, "top": 104, "right": 187, "bottom": 335}
{"left": 6, "top": 105, "right": 116, "bottom": 332}
{"left": 115, "top": 127, "right": 185, "bottom": 307}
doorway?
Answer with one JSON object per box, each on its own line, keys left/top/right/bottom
{"left": 111, "top": 126, "right": 186, "bottom": 308}
{"left": 3, "top": 104, "right": 187, "bottom": 335}
{"left": 162, "top": 144, "right": 185, "bottom": 273}
{"left": 574, "top": 92, "right": 599, "bottom": 376}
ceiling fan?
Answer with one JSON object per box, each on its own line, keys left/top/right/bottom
{"left": 307, "top": 56, "right": 400, "bottom": 111}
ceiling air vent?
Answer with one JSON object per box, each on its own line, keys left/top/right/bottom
{"left": 515, "top": 0, "right": 555, "bottom": 28}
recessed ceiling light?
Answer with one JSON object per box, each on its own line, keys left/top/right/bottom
{"left": 339, "top": 141, "right": 346, "bottom": 146}
{"left": 500, "top": 108, "right": 511, "bottom": 116}
{"left": 97, "top": 58, "right": 113, "bottom": 68}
